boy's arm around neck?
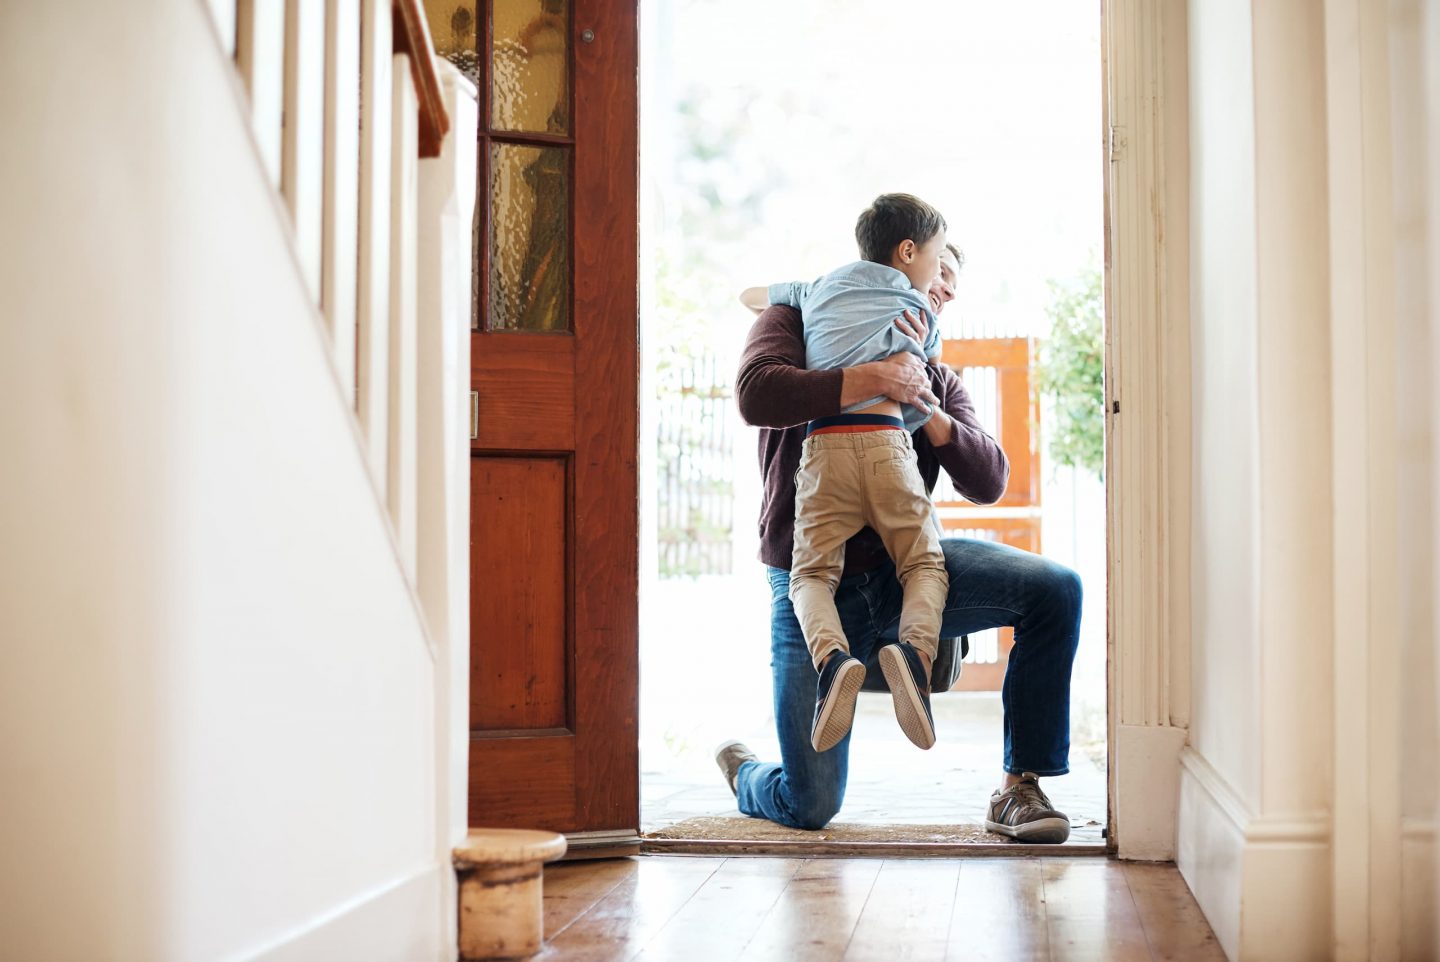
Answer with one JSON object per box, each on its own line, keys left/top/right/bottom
{"left": 738, "top": 286, "right": 769, "bottom": 315}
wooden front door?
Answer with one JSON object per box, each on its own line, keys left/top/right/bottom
{"left": 428, "top": 0, "right": 637, "bottom": 849}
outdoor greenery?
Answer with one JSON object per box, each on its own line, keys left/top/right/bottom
{"left": 1034, "top": 266, "right": 1104, "bottom": 479}
{"left": 653, "top": 87, "right": 783, "bottom": 577}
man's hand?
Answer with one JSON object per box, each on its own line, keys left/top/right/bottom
{"left": 842, "top": 351, "right": 939, "bottom": 412}
{"left": 893, "top": 309, "right": 929, "bottom": 349}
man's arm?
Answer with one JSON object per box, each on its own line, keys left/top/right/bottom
{"left": 891, "top": 308, "right": 1008, "bottom": 502}
{"left": 921, "top": 365, "right": 1009, "bottom": 505}
{"left": 736, "top": 305, "right": 938, "bottom": 429}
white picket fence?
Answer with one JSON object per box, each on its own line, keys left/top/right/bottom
{"left": 656, "top": 349, "right": 735, "bottom": 578}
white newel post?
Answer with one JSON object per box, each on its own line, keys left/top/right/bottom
{"left": 418, "top": 60, "right": 478, "bottom": 962}
{"left": 1104, "top": 0, "right": 1192, "bottom": 861}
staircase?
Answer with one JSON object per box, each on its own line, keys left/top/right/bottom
{"left": 1, "top": 2, "right": 476, "bottom": 958}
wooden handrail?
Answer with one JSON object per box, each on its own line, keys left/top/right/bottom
{"left": 392, "top": 0, "right": 450, "bottom": 158}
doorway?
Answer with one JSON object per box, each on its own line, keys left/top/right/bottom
{"left": 638, "top": 0, "right": 1108, "bottom": 848}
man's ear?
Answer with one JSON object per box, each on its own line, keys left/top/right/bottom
{"left": 897, "top": 239, "right": 916, "bottom": 263}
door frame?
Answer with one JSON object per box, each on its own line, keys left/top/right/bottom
{"left": 1102, "top": 0, "right": 1192, "bottom": 860}
{"left": 437, "top": 0, "right": 1192, "bottom": 861}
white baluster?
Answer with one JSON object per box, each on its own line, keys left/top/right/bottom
{"left": 282, "top": 0, "right": 326, "bottom": 299}
{"left": 235, "top": 0, "right": 284, "bottom": 187}
{"left": 388, "top": 52, "right": 419, "bottom": 577}
{"left": 208, "top": 0, "right": 238, "bottom": 55}
{"left": 356, "top": 0, "right": 392, "bottom": 492}
{"left": 322, "top": 0, "right": 361, "bottom": 401}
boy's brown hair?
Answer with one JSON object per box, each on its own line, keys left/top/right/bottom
{"left": 854, "top": 193, "right": 946, "bottom": 264}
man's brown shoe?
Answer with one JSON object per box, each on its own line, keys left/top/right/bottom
{"left": 985, "top": 773, "right": 1071, "bottom": 843}
{"left": 714, "top": 740, "right": 758, "bottom": 796}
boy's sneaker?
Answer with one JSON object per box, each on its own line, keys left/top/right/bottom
{"left": 879, "top": 642, "right": 936, "bottom": 749}
{"left": 714, "top": 739, "right": 758, "bottom": 796}
{"left": 811, "top": 651, "right": 867, "bottom": 752}
{"left": 985, "top": 773, "right": 1072, "bottom": 843}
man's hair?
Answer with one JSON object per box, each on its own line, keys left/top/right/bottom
{"left": 944, "top": 242, "right": 966, "bottom": 272}
{"left": 854, "top": 193, "right": 947, "bottom": 264}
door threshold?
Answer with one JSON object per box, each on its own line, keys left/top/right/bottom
{"left": 641, "top": 837, "right": 1108, "bottom": 858}
{"left": 561, "top": 829, "right": 643, "bottom": 861}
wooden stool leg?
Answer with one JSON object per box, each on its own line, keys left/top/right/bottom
{"left": 458, "top": 861, "right": 545, "bottom": 960}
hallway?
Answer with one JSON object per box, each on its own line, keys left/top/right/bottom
{"left": 538, "top": 855, "right": 1223, "bottom": 960}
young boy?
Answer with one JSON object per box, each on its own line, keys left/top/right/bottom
{"left": 739, "top": 193, "right": 951, "bottom": 753}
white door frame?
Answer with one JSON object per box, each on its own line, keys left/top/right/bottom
{"left": 1102, "top": 0, "right": 1193, "bottom": 860}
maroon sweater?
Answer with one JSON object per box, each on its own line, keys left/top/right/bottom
{"left": 736, "top": 305, "right": 1010, "bottom": 574}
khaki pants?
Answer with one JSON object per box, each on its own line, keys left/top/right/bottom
{"left": 789, "top": 430, "right": 949, "bottom": 670}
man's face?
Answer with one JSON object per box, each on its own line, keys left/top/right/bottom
{"left": 897, "top": 232, "right": 947, "bottom": 303}
{"left": 928, "top": 249, "right": 960, "bottom": 315}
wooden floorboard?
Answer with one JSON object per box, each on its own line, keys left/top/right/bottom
{"left": 844, "top": 860, "right": 961, "bottom": 961}
{"left": 535, "top": 854, "right": 1222, "bottom": 962}
{"left": 738, "top": 858, "right": 883, "bottom": 961}
{"left": 948, "top": 859, "right": 1050, "bottom": 961}
{"left": 1123, "top": 862, "right": 1229, "bottom": 961}
{"left": 540, "top": 856, "right": 724, "bottom": 961}
{"left": 543, "top": 858, "right": 639, "bottom": 940}
{"left": 629, "top": 858, "right": 806, "bottom": 961}
{"left": 1040, "top": 859, "right": 1151, "bottom": 962}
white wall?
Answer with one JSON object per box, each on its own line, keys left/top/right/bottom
{"left": 1185, "top": 0, "right": 1263, "bottom": 818}
{"left": 0, "top": 2, "right": 446, "bottom": 959}
{"left": 1176, "top": 0, "right": 1440, "bottom": 958}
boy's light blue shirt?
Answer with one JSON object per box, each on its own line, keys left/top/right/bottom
{"left": 768, "top": 260, "right": 941, "bottom": 432}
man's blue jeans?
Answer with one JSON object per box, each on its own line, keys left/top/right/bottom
{"left": 734, "top": 537, "right": 1083, "bottom": 831}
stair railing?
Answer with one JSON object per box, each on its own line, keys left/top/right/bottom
{"left": 223, "top": 0, "right": 471, "bottom": 626}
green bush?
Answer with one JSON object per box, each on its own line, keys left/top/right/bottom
{"left": 1034, "top": 267, "right": 1104, "bottom": 479}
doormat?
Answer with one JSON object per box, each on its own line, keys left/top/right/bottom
{"left": 640, "top": 816, "right": 1108, "bottom": 857}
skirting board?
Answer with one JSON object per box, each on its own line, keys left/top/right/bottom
{"left": 1178, "top": 747, "right": 1331, "bottom": 962}
{"left": 236, "top": 863, "right": 445, "bottom": 962}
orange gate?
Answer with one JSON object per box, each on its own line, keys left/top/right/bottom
{"left": 936, "top": 337, "right": 1041, "bottom": 692}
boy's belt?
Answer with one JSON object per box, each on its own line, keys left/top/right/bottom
{"left": 805, "top": 413, "right": 906, "bottom": 436}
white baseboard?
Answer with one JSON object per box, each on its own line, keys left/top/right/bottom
{"left": 1177, "top": 747, "right": 1331, "bottom": 962}
{"left": 233, "top": 863, "right": 446, "bottom": 962}
{"left": 1402, "top": 819, "right": 1438, "bottom": 962}
{"left": 1178, "top": 751, "right": 1245, "bottom": 962}
{"left": 1114, "top": 723, "right": 1188, "bottom": 860}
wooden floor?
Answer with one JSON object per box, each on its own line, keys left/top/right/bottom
{"left": 538, "top": 855, "right": 1225, "bottom": 961}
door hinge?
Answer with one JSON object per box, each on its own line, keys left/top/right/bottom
{"left": 1108, "top": 124, "right": 1126, "bottom": 163}
{"left": 470, "top": 391, "right": 479, "bottom": 440}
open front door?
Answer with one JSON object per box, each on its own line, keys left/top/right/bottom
{"left": 437, "top": 0, "right": 637, "bottom": 850}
